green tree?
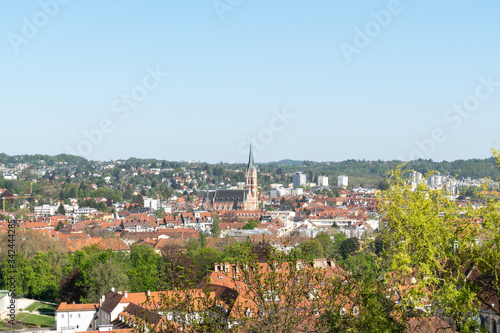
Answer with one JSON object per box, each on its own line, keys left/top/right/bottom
{"left": 211, "top": 215, "right": 221, "bottom": 238}
{"left": 198, "top": 231, "right": 207, "bottom": 248}
{"left": 55, "top": 221, "right": 64, "bottom": 231}
{"left": 338, "top": 237, "right": 359, "bottom": 260}
{"left": 242, "top": 219, "right": 259, "bottom": 230}
{"left": 86, "top": 258, "right": 130, "bottom": 303}
{"left": 299, "top": 239, "right": 324, "bottom": 259}
{"left": 128, "top": 244, "right": 161, "bottom": 292}
{"left": 57, "top": 203, "right": 66, "bottom": 215}
{"left": 377, "top": 165, "right": 500, "bottom": 332}
{"left": 315, "top": 233, "right": 333, "bottom": 258}
{"left": 331, "top": 232, "right": 347, "bottom": 258}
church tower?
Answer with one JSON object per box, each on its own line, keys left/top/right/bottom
{"left": 245, "top": 144, "right": 258, "bottom": 210}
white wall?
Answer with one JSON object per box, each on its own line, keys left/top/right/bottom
{"left": 56, "top": 310, "right": 95, "bottom": 332}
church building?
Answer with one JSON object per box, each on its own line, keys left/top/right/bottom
{"left": 206, "top": 146, "right": 259, "bottom": 211}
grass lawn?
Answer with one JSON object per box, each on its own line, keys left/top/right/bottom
{"left": 15, "top": 312, "right": 29, "bottom": 321}
{"left": 25, "top": 302, "right": 40, "bottom": 312}
{"left": 25, "top": 302, "right": 57, "bottom": 315}
{"left": 18, "top": 314, "right": 55, "bottom": 327}
{"left": 36, "top": 303, "right": 56, "bottom": 315}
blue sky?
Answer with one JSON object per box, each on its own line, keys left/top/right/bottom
{"left": 1, "top": 0, "right": 499, "bottom": 163}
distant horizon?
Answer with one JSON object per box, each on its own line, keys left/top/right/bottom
{"left": 0, "top": 150, "right": 496, "bottom": 165}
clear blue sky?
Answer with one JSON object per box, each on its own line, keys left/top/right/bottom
{"left": 1, "top": 0, "right": 499, "bottom": 163}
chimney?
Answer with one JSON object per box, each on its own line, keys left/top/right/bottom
{"left": 214, "top": 264, "right": 218, "bottom": 273}
{"left": 147, "top": 290, "right": 151, "bottom": 297}
{"left": 111, "top": 287, "right": 115, "bottom": 292}
{"left": 124, "top": 291, "right": 128, "bottom": 298}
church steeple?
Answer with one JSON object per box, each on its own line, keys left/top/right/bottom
{"left": 245, "top": 144, "right": 258, "bottom": 210}
{"left": 247, "top": 143, "right": 255, "bottom": 172}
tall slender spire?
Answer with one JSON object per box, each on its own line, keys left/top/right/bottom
{"left": 247, "top": 143, "right": 255, "bottom": 171}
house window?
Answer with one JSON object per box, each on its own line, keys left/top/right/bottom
{"left": 340, "top": 307, "right": 345, "bottom": 316}
{"left": 353, "top": 306, "right": 359, "bottom": 315}
{"left": 61, "top": 314, "right": 64, "bottom": 318}
{"left": 246, "top": 308, "right": 252, "bottom": 318}
{"left": 69, "top": 314, "right": 72, "bottom": 318}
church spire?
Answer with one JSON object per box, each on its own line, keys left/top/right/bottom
{"left": 247, "top": 143, "right": 255, "bottom": 171}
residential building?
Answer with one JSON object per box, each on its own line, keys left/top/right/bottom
{"left": 293, "top": 172, "right": 306, "bottom": 187}
{"left": 338, "top": 175, "right": 349, "bottom": 188}
{"left": 55, "top": 302, "right": 98, "bottom": 331}
{"left": 34, "top": 204, "right": 56, "bottom": 217}
{"left": 410, "top": 171, "right": 423, "bottom": 187}
{"left": 317, "top": 176, "right": 329, "bottom": 187}
{"left": 144, "top": 197, "right": 161, "bottom": 211}
{"left": 75, "top": 207, "right": 98, "bottom": 217}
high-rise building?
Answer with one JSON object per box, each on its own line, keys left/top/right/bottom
{"left": 318, "top": 176, "right": 329, "bottom": 187}
{"left": 293, "top": 172, "right": 306, "bottom": 187}
{"left": 411, "top": 171, "right": 423, "bottom": 187}
{"left": 338, "top": 175, "right": 349, "bottom": 187}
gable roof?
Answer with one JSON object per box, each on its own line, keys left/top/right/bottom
{"left": 56, "top": 302, "right": 98, "bottom": 312}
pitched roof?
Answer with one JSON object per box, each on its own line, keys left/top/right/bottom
{"left": 56, "top": 302, "right": 98, "bottom": 312}
{"left": 210, "top": 189, "right": 249, "bottom": 203}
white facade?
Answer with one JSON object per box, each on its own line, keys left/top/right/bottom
{"left": 56, "top": 305, "right": 97, "bottom": 332}
{"left": 291, "top": 188, "right": 303, "bottom": 196}
{"left": 411, "top": 171, "right": 423, "bottom": 187}
{"left": 317, "top": 176, "right": 329, "bottom": 187}
{"left": 75, "top": 207, "right": 98, "bottom": 216}
{"left": 144, "top": 197, "right": 161, "bottom": 210}
{"left": 35, "top": 204, "right": 56, "bottom": 217}
{"left": 293, "top": 172, "right": 306, "bottom": 187}
{"left": 428, "top": 174, "right": 445, "bottom": 188}
{"left": 338, "top": 175, "right": 349, "bottom": 187}
{"left": 35, "top": 204, "right": 77, "bottom": 217}
{"left": 270, "top": 187, "right": 291, "bottom": 198}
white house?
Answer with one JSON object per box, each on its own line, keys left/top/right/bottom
{"left": 55, "top": 302, "right": 98, "bottom": 332}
